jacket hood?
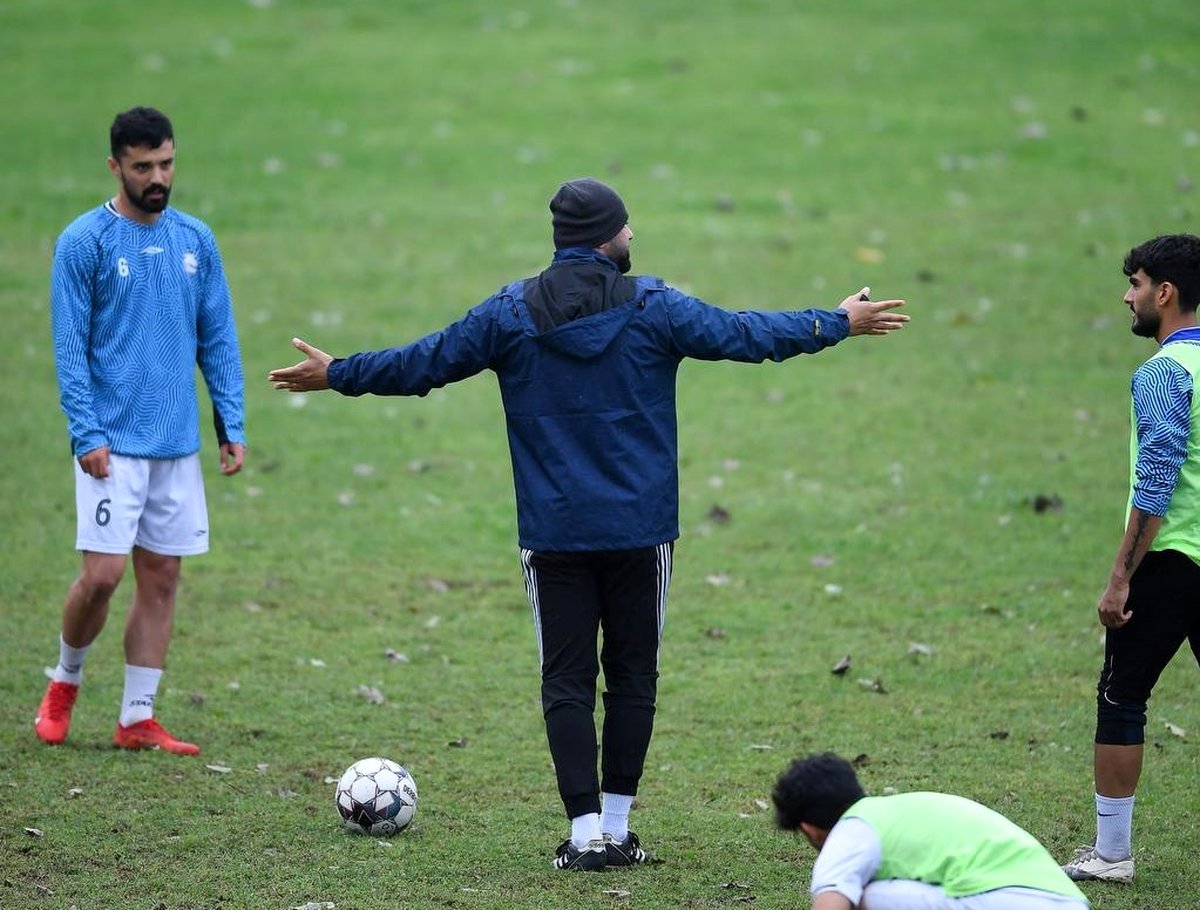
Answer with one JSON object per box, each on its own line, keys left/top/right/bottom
{"left": 520, "top": 252, "right": 641, "bottom": 360}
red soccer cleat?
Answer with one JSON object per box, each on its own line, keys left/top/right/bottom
{"left": 113, "top": 718, "right": 200, "bottom": 756}
{"left": 35, "top": 681, "right": 80, "bottom": 745}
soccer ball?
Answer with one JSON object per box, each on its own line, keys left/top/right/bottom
{"left": 334, "top": 757, "right": 418, "bottom": 836}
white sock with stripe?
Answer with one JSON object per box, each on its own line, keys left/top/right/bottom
{"left": 119, "top": 664, "right": 162, "bottom": 727}
{"left": 53, "top": 636, "right": 90, "bottom": 685}
{"left": 1095, "top": 793, "right": 1134, "bottom": 860}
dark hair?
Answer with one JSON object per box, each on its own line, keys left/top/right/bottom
{"left": 1124, "top": 234, "right": 1200, "bottom": 313}
{"left": 773, "top": 753, "right": 865, "bottom": 831}
{"left": 110, "top": 107, "right": 174, "bottom": 159}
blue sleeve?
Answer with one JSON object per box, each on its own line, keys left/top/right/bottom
{"left": 328, "top": 297, "right": 502, "bottom": 397}
{"left": 1131, "top": 357, "right": 1191, "bottom": 516}
{"left": 50, "top": 228, "right": 107, "bottom": 457}
{"left": 660, "top": 287, "right": 849, "bottom": 362}
{"left": 195, "top": 227, "right": 246, "bottom": 445}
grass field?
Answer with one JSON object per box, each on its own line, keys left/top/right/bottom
{"left": 2, "top": 1, "right": 1199, "bottom": 908}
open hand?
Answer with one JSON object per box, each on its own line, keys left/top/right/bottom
{"left": 840, "top": 287, "right": 909, "bottom": 336}
{"left": 268, "top": 338, "right": 334, "bottom": 392}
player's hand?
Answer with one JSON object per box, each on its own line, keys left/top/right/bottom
{"left": 839, "top": 287, "right": 909, "bottom": 336}
{"left": 78, "top": 445, "right": 111, "bottom": 479}
{"left": 1097, "top": 581, "right": 1133, "bottom": 629}
{"left": 220, "top": 442, "right": 246, "bottom": 476}
{"left": 269, "top": 338, "right": 333, "bottom": 392}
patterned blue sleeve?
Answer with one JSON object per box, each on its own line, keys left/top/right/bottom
{"left": 50, "top": 227, "right": 107, "bottom": 457}
{"left": 1131, "top": 357, "right": 1192, "bottom": 515}
{"left": 660, "top": 286, "right": 850, "bottom": 361}
{"left": 195, "top": 226, "right": 246, "bottom": 445}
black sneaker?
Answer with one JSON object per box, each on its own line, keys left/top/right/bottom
{"left": 553, "top": 837, "right": 607, "bottom": 871}
{"left": 604, "top": 831, "right": 648, "bottom": 866}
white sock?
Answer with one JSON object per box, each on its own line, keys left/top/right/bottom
{"left": 1095, "top": 793, "right": 1135, "bottom": 860}
{"left": 570, "top": 812, "right": 601, "bottom": 848}
{"left": 53, "top": 636, "right": 90, "bottom": 685}
{"left": 119, "top": 664, "right": 162, "bottom": 727}
{"left": 601, "top": 792, "right": 634, "bottom": 841}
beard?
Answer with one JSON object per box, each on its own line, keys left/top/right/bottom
{"left": 124, "top": 176, "right": 171, "bottom": 214}
{"left": 611, "top": 249, "right": 632, "bottom": 274}
{"left": 1131, "top": 310, "right": 1159, "bottom": 338}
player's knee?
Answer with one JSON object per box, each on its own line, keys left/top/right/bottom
{"left": 601, "top": 671, "right": 658, "bottom": 705}
{"left": 1096, "top": 692, "right": 1147, "bottom": 745}
{"left": 541, "top": 676, "right": 597, "bottom": 715}
{"left": 78, "top": 562, "right": 125, "bottom": 602}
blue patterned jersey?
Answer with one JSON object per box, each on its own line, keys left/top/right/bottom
{"left": 50, "top": 201, "right": 245, "bottom": 459}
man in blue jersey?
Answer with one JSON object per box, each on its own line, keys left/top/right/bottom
{"left": 1061, "top": 234, "right": 1200, "bottom": 883}
{"left": 36, "top": 107, "right": 246, "bottom": 757}
{"left": 775, "top": 753, "right": 1089, "bottom": 909}
{"left": 268, "top": 177, "right": 908, "bottom": 869}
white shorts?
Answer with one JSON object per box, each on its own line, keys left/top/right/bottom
{"left": 859, "top": 881, "right": 1089, "bottom": 910}
{"left": 74, "top": 453, "right": 210, "bottom": 556}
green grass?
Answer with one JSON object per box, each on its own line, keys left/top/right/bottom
{"left": 2, "top": 0, "right": 1200, "bottom": 907}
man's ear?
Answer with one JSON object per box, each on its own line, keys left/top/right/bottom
{"left": 1157, "top": 280, "right": 1179, "bottom": 308}
{"left": 799, "top": 821, "right": 828, "bottom": 849}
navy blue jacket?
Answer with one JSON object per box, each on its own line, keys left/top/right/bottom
{"left": 328, "top": 249, "right": 849, "bottom": 551}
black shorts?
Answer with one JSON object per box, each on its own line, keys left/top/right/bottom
{"left": 1096, "top": 549, "right": 1200, "bottom": 745}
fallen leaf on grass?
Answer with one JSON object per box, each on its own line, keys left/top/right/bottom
{"left": 831, "top": 655, "right": 852, "bottom": 675}
{"left": 753, "top": 798, "right": 769, "bottom": 811}
{"left": 602, "top": 889, "right": 631, "bottom": 899}
{"left": 850, "top": 753, "right": 871, "bottom": 768}
{"left": 1165, "top": 722, "right": 1186, "bottom": 738}
{"left": 384, "top": 649, "right": 410, "bottom": 663}
{"left": 722, "top": 881, "right": 752, "bottom": 890}
{"left": 24, "top": 827, "right": 44, "bottom": 837}
{"left": 707, "top": 504, "right": 731, "bottom": 524}
{"left": 292, "top": 903, "right": 335, "bottom": 910}
{"left": 907, "top": 642, "right": 934, "bottom": 657}
{"left": 1031, "top": 493, "right": 1064, "bottom": 514}
{"left": 447, "top": 737, "right": 469, "bottom": 748}
{"left": 206, "top": 764, "right": 232, "bottom": 774}
{"left": 705, "top": 573, "right": 731, "bottom": 586}
{"left": 67, "top": 788, "right": 83, "bottom": 798}
{"left": 706, "top": 627, "right": 726, "bottom": 639}
{"left": 990, "top": 730, "right": 1010, "bottom": 740}
{"left": 747, "top": 743, "right": 774, "bottom": 752}
{"left": 857, "top": 677, "right": 887, "bottom": 694}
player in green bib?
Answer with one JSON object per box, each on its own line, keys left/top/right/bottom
{"left": 1061, "top": 234, "right": 1200, "bottom": 884}
{"left": 774, "top": 754, "right": 1089, "bottom": 909}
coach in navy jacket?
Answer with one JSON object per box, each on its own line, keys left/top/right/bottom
{"left": 269, "top": 177, "right": 908, "bottom": 870}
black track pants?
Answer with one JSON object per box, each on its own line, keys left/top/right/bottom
{"left": 521, "top": 543, "right": 673, "bottom": 819}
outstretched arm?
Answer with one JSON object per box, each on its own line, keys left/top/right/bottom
{"left": 269, "top": 338, "right": 334, "bottom": 391}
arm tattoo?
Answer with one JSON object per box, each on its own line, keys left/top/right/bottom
{"left": 1124, "top": 511, "right": 1154, "bottom": 574}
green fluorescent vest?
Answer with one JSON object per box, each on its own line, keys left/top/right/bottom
{"left": 844, "top": 794, "right": 1086, "bottom": 900}
{"left": 1129, "top": 343, "right": 1200, "bottom": 563}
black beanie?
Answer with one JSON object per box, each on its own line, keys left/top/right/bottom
{"left": 549, "top": 177, "right": 629, "bottom": 250}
